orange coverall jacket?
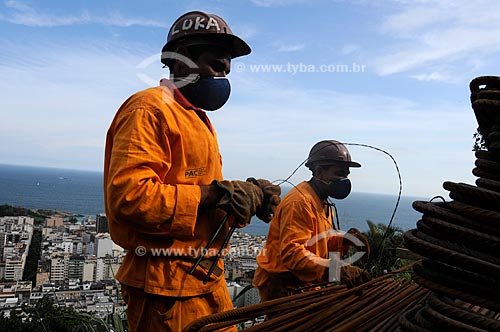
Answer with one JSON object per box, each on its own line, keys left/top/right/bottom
{"left": 104, "top": 82, "right": 231, "bottom": 297}
{"left": 254, "top": 181, "right": 349, "bottom": 291}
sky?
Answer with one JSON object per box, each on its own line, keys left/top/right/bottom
{"left": 1, "top": 0, "right": 499, "bottom": 199}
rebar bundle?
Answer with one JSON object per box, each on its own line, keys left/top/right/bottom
{"left": 184, "top": 271, "right": 428, "bottom": 332}
{"left": 401, "top": 76, "right": 500, "bottom": 331}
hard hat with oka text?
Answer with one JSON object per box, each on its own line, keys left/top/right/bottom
{"left": 305, "top": 140, "right": 361, "bottom": 169}
{"left": 161, "top": 11, "right": 251, "bottom": 65}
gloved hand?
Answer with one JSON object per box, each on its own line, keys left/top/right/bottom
{"left": 212, "top": 179, "right": 264, "bottom": 227}
{"left": 343, "top": 228, "right": 371, "bottom": 261}
{"left": 246, "top": 178, "right": 281, "bottom": 223}
{"left": 340, "top": 265, "right": 371, "bottom": 288}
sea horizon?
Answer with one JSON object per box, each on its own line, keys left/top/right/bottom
{"left": 0, "top": 163, "right": 428, "bottom": 235}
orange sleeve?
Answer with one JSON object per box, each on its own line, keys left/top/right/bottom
{"left": 279, "top": 201, "right": 328, "bottom": 282}
{"left": 105, "top": 107, "right": 199, "bottom": 239}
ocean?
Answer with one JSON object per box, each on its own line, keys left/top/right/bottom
{"left": 0, "top": 164, "right": 104, "bottom": 216}
{"left": 0, "top": 164, "right": 426, "bottom": 236}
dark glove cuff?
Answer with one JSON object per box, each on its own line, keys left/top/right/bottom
{"left": 211, "top": 180, "right": 233, "bottom": 207}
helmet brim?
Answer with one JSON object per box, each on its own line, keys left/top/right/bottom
{"left": 345, "top": 161, "right": 362, "bottom": 168}
{"left": 305, "top": 160, "right": 362, "bottom": 168}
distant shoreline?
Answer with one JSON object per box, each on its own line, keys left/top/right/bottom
{"left": 0, "top": 163, "right": 424, "bottom": 236}
{"left": 0, "top": 163, "right": 430, "bottom": 199}
{"left": 0, "top": 163, "right": 103, "bottom": 175}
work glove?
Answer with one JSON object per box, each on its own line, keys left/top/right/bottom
{"left": 212, "top": 179, "right": 264, "bottom": 227}
{"left": 246, "top": 178, "right": 281, "bottom": 223}
{"left": 340, "top": 265, "right": 372, "bottom": 289}
{"left": 343, "top": 228, "right": 371, "bottom": 262}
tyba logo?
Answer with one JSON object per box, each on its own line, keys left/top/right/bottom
{"left": 305, "top": 230, "right": 367, "bottom": 282}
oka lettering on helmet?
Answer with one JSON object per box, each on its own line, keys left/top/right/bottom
{"left": 171, "top": 16, "right": 221, "bottom": 36}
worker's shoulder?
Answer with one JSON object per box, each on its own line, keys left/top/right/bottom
{"left": 114, "top": 86, "right": 184, "bottom": 120}
{"left": 123, "top": 86, "right": 174, "bottom": 109}
{"left": 281, "top": 182, "right": 315, "bottom": 204}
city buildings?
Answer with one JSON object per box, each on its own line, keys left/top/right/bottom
{"left": 0, "top": 216, "right": 33, "bottom": 282}
{"left": 0, "top": 213, "right": 266, "bottom": 326}
{"left": 0, "top": 214, "right": 126, "bottom": 319}
{"left": 96, "top": 214, "right": 109, "bottom": 234}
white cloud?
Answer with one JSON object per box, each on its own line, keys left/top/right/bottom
{"left": 411, "top": 72, "right": 449, "bottom": 82}
{"left": 0, "top": 39, "right": 165, "bottom": 171}
{"left": 250, "top": 0, "right": 308, "bottom": 7}
{"left": 235, "top": 24, "right": 259, "bottom": 41}
{"left": 340, "top": 44, "right": 361, "bottom": 55}
{"left": 276, "top": 43, "right": 305, "bottom": 52}
{"left": 1, "top": 0, "right": 168, "bottom": 27}
{"left": 211, "top": 73, "right": 477, "bottom": 197}
{"left": 369, "top": 0, "right": 500, "bottom": 81}
{"left": 381, "top": 7, "right": 442, "bottom": 35}
{"left": 384, "top": 0, "right": 500, "bottom": 31}
{"left": 374, "top": 27, "right": 500, "bottom": 77}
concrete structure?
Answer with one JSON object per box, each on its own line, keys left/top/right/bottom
{"left": 0, "top": 218, "right": 33, "bottom": 281}
{"left": 83, "top": 258, "right": 95, "bottom": 282}
{"left": 96, "top": 214, "right": 109, "bottom": 234}
{"left": 0, "top": 233, "right": 5, "bottom": 262}
{"left": 243, "top": 287, "right": 261, "bottom": 306}
{"left": 4, "top": 256, "right": 25, "bottom": 281}
{"left": 68, "top": 255, "right": 85, "bottom": 280}
{"left": 50, "top": 255, "right": 67, "bottom": 282}
{"left": 46, "top": 217, "right": 63, "bottom": 227}
{"left": 95, "top": 233, "right": 113, "bottom": 258}
{"left": 62, "top": 241, "right": 74, "bottom": 254}
{"left": 75, "top": 242, "right": 83, "bottom": 255}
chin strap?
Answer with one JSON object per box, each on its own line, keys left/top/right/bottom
{"left": 324, "top": 199, "right": 340, "bottom": 230}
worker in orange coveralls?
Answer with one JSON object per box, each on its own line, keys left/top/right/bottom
{"left": 254, "top": 140, "right": 371, "bottom": 302}
{"left": 104, "top": 11, "right": 281, "bottom": 332}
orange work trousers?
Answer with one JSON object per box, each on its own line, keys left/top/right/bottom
{"left": 121, "top": 284, "right": 236, "bottom": 332}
